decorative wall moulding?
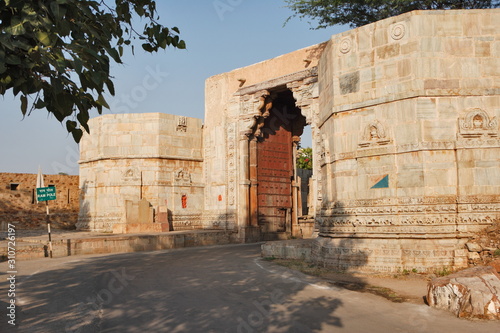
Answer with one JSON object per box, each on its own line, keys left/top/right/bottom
{"left": 390, "top": 22, "right": 407, "bottom": 41}
{"left": 339, "top": 36, "right": 353, "bottom": 54}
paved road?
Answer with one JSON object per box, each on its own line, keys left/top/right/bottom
{"left": 1, "top": 244, "right": 499, "bottom": 332}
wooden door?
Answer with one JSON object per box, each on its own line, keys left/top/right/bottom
{"left": 257, "top": 124, "right": 293, "bottom": 234}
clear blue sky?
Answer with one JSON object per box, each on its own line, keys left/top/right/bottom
{"left": 0, "top": 0, "right": 347, "bottom": 175}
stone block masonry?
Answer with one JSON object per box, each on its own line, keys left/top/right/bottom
{"left": 0, "top": 230, "right": 239, "bottom": 261}
{"left": 78, "top": 113, "right": 206, "bottom": 233}
{"left": 313, "top": 9, "right": 500, "bottom": 273}
{"left": 78, "top": 9, "right": 500, "bottom": 275}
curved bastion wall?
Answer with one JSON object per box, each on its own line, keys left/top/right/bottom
{"left": 314, "top": 9, "right": 500, "bottom": 272}
{"left": 77, "top": 113, "right": 205, "bottom": 233}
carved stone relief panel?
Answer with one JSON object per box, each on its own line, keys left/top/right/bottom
{"left": 173, "top": 168, "right": 191, "bottom": 186}
{"left": 459, "top": 108, "right": 497, "bottom": 137}
{"left": 123, "top": 167, "right": 140, "bottom": 182}
{"left": 389, "top": 21, "right": 408, "bottom": 42}
{"left": 177, "top": 116, "right": 187, "bottom": 132}
{"left": 287, "top": 78, "right": 318, "bottom": 125}
{"left": 358, "top": 120, "right": 391, "bottom": 148}
{"left": 238, "top": 90, "right": 270, "bottom": 137}
{"left": 338, "top": 36, "right": 354, "bottom": 55}
{"left": 457, "top": 108, "right": 499, "bottom": 148}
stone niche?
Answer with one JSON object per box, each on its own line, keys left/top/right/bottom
{"left": 77, "top": 113, "right": 204, "bottom": 233}
{"left": 313, "top": 9, "right": 500, "bottom": 273}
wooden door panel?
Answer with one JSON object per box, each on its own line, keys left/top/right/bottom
{"left": 257, "top": 125, "right": 292, "bottom": 234}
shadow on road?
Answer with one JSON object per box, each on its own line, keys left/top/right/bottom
{"left": 2, "top": 244, "right": 346, "bottom": 332}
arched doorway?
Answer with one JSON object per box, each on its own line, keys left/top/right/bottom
{"left": 254, "top": 89, "right": 306, "bottom": 240}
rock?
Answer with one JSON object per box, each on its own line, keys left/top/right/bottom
{"left": 427, "top": 266, "right": 500, "bottom": 320}
{"left": 466, "top": 242, "right": 483, "bottom": 252}
{"left": 489, "top": 259, "right": 500, "bottom": 274}
{"left": 467, "top": 252, "right": 481, "bottom": 260}
{"left": 484, "top": 247, "right": 498, "bottom": 252}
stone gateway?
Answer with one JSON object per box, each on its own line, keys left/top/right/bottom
{"left": 79, "top": 9, "right": 500, "bottom": 273}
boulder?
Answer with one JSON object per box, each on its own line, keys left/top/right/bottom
{"left": 465, "top": 242, "right": 483, "bottom": 252}
{"left": 427, "top": 266, "right": 500, "bottom": 320}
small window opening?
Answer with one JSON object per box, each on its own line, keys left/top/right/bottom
{"left": 10, "top": 183, "right": 19, "bottom": 191}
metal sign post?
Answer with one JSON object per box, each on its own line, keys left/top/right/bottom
{"left": 36, "top": 186, "right": 57, "bottom": 258}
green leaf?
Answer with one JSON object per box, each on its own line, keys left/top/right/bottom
{"left": 106, "top": 47, "right": 121, "bottom": 63}
{"left": 66, "top": 120, "right": 77, "bottom": 133}
{"left": 4, "top": 19, "right": 26, "bottom": 35}
{"left": 34, "top": 98, "right": 47, "bottom": 109}
{"left": 36, "top": 31, "right": 52, "bottom": 46}
{"left": 71, "top": 128, "right": 83, "bottom": 143}
{"left": 73, "top": 58, "right": 83, "bottom": 73}
{"left": 134, "top": 5, "right": 145, "bottom": 16}
{"left": 105, "top": 79, "right": 115, "bottom": 96}
{"left": 77, "top": 111, "right": 90, "bottom": 132}
{"left": 5, "top": 54, "right": 21, "bottom": 65}
{"left": 142, "top": 43, "right": 154, "bottom": 52}
{"left": 96, "top": 94, "right": 109, "bottom": 109}
{"left": 20, "top": 95, "right": 27, "bottom": 116}
{"left": 50, "top": 2, "right": 61, "bottom": 20}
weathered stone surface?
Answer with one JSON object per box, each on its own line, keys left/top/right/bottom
{"left": 427, "top": 266, "right": 500, "bottom": 319}
{"left": 261, "top": 239, "right": 313, "bottom": 261}
{"left": 466, "top": 242, "right": 483, "bottom": 252}
{"left": 78, "top": 113, "right": 205, "bottom": 233}
{"left": 112, "top": 223, "right": 162, "bottom": 234}
{"left": 468, "top": 252, "right": 481, "bottom": 260}
{"left": 489, "top": 259, "right": 500, "bottom": 274}
{"left": 313, "top": 8, "right": 500, "bottom": 273}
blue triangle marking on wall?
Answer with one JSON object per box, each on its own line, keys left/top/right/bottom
{"left": 371, "top": 175, "right": 389, "bottom": 189}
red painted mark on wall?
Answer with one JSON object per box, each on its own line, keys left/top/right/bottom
{"left": 218, "top": 195, "right": 223, "bottom": 202}
{"left": 181, "top": 195, "right": 187, "bottom": 208}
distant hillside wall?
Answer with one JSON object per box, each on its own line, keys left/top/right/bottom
{"left": 0, "top": 173, "right": 79, "bottom": 230}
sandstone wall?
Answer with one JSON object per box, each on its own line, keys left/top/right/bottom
{"left": 315, "top": 9, "right": 500, "bottom": 272}
{"left": 78, "top": 113, "right": 204, "bottom": 232}
{"left": 0, "top": 173, "right": 79, "bottom": 230}
{"left": 204, "top": 43, "right": 326, "bottom": 238}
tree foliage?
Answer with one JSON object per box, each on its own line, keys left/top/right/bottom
{"left": 0, "top": 0, "right": 185, "bottom": 142}
{"left": 285, "top": 0, "right": 500, "bottom": 29}
{"left": 296, "top": 147, "right": 312, "bottom": 170}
